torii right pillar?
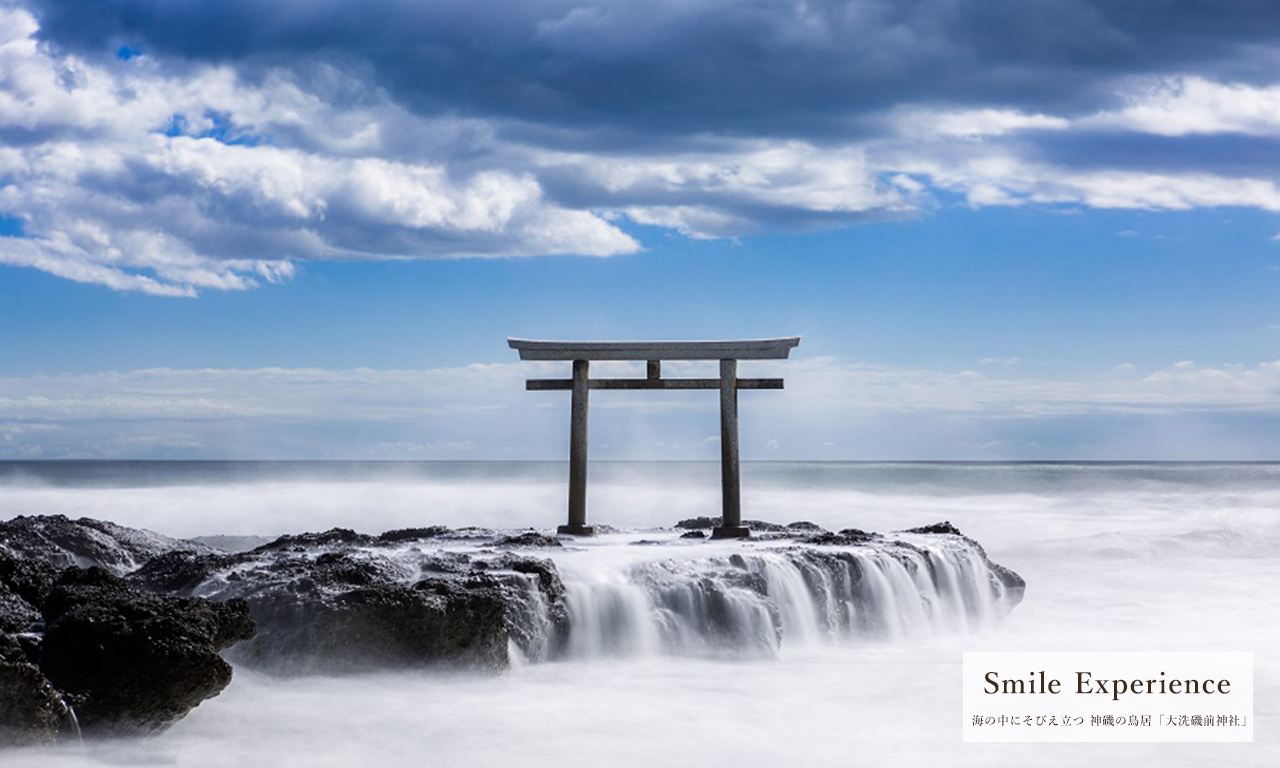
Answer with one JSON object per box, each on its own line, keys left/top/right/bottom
{"left": 716, "top": 359, "right": 746, "bottom": 539}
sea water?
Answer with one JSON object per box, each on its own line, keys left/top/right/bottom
{"left": 0, "top": 461, "right": 1276, "bottom": 767}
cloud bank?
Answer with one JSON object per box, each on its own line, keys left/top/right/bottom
{"left": 4, "top": 356, "right": 1280, "bottom": 459}
{"left": 4, "top": 1, "right": 1280, "bottom": 293}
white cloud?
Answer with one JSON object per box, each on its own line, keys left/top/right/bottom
{"left": 898, "top": 151, "right": 1280, "bottom": 212}
{"left": 892, "top": 107, "right": 1070, "bottom": 139}
{"left": 540, "top": 139, "right": 910, "bottom": 238}
{"left": 621, "top": 205, "right": 750, "bottom": 239}
{"left": 1087, "top": 76, "right": 1280, "bottom": 137}
{"left": 0, "top": 8, "right": 639, "bottom": 295}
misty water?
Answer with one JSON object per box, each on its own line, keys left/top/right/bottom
{"left": 1, "top": 461, "right": 1277, "bottom": 766}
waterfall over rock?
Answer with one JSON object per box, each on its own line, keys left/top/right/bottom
{"left": 553, "top": 530, "right": 1022, "bottom": 660}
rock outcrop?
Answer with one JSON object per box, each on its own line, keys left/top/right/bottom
{"left": 39, "top": 567, "right": 254, "bottom": 735}
{"left": 0, "top": 513, "right": 1024, "bottom": 746}
{"left": 131, "top": 528, "right": 569, "bottom": 674}
{"left": 0, "top": 516, "right": 254, "bottom": 743}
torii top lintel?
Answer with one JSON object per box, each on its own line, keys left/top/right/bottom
{"left": 506, "top": 337, "right": 801, "bottom": 361}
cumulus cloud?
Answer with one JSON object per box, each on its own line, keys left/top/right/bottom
{"left": 5, "top": 2, "right": 1280, "bottom": 293}
{"left": 0, "top": 6, "right": 640, "bottom": 294}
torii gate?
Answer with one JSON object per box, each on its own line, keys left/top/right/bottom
{"left": 508, "top": 337, "right": 800, "bottom": 539}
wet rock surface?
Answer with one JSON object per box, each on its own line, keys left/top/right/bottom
{"left": 40, "top": 567, "right": 255, "bottom": 736}
{"left": 0, "top": 516, "right": 258, "bottom": 743}
{"left": 130, "top": 528, "right": 572, "bottom": 674}
{"left": 0, "top": 516, "right": 575, "bottom": 743}
{"left": 0, "top": 633, "right": 69, "bottom": 747}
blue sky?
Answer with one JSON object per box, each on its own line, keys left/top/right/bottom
{"left": 2, "top": 1, "right": 1280, "bottom": 460}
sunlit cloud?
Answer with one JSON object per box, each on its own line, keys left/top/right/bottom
{"left": 5, "top": 2, "right": 1280, "bottom": 293}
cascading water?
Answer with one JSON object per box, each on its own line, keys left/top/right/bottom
{"left": 158, "top": 523, "right": 1020, "bottom": 672}
{"left": 521, "top": 533, "right": 1022, "bottom": 662}
{"left": 59, "top": 702, "right": 82, "bottom": 747}
{"left": 501, "top": 570, "right": 558, "bottom": 664}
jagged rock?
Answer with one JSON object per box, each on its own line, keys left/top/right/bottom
{"left": 377, "top": 526, "right": 451, "bottom": 544}
{"left": 680, "top": 530, "right": 707, "bottom": 539}
{"left": 182, "top": 540, "right": 570, "bottom": 674}
{"left": 902, "top": 521, "right": 964, "bottom": 536}
{"left": 0, "top": 551, "right": 63, "bottom": 616}
{"left": 0, "top": 512, "right": 244, "bottom": 739}
{"left": 0, "top": 635, "right": 70, "bottom": 747}
{"left": 0, "top": 514, "right": 206, "bottom": 576}
{"left": 253, "top": 528, "right": 375, "bottom": 553}
{"left": 226, "top": 576, "right": 510, "bottom": 673}
{"left": 0, "top": 578, "right": 40, "bottom": 635}
{"left": 38, "top": 567, "right": 255, "bottom": 736}
{"left": 496, "top": 531, "right": 563, "bottom": 548}
{"left": 674, "top": 517, "right": 791, "bottom": 533}
{"left": 802, "top": 528, "right": 878, "bottom": 546}
{"left": 190, "top": 534, "right": 273, "bottom": 553}
{"left": 0, "top": 512, "right": 260, "bottom": 742}
{"left": 129, "top": 550, "right": 241, "bottom": 594}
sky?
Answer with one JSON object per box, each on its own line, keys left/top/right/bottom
{"left": 2, "top": 0, "right": 1280, "bottom": 460}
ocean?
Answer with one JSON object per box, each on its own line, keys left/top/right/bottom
{"left": 1, "top": 461, "right": 1276, "bottom": 766}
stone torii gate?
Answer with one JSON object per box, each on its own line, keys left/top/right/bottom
{"left": 508, "top": 337, "right": 800, "bottom": 539}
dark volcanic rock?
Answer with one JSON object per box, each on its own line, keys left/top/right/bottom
{"left": 0, "top": 551, "right": 63, "bottom": 615}
{"left": 0, "top": 635, "right": 70, "bottom": 747}
{"left": 181, "top": 537, "right": 571, "bottom": 674}
{"left": 39, "top": 567, "right": 255, "bottom": 735}
{"left": 496, "top": 531, "right": 563, "bottom": 549}
{"left": 2, "top": 513, "right": 260, "bottom": 743}
{"left": 0, "top": 576, "right": 41, "bottom": 635}
{"left": 902, "top": 521, "right": 964, "bottom": 536}
{"left": 377, "top": 526, "right": 451, "bottom": 544}
{"left": 230, "top": 576, "right": 511, "bottom": 672}
{"left": 0, "top": 514, "right": 205, "bottom": 575}
{"left": 129, "top": 549, "right": 242, "bottom": 594}
{"left": 131, "top": 536, "right": 562, "bottom": 674}
{"left": 253, "top": 527, "right": 374, "bottom": 553}
{"left": 674, "top": 517, "right": 790, "bottom": 533}
{"left": 802, "top": 528, "right": 878, "bottom": 546}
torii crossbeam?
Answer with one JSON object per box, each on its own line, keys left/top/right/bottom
{"left": 508, "top": 337, "right": 800, "bottom": 539}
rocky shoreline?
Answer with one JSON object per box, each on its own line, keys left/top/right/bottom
{"left": 0, "top": 514, "right": 1024, "bottom": 746}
